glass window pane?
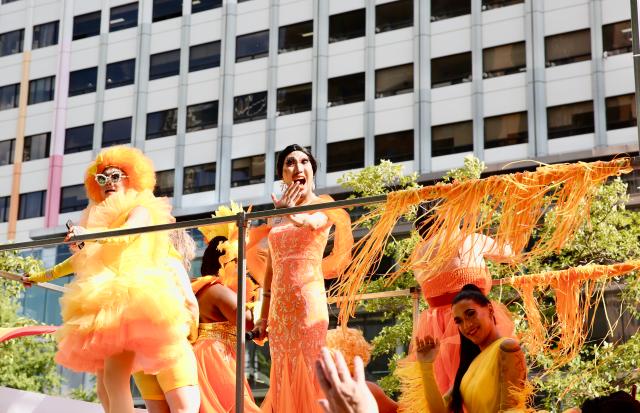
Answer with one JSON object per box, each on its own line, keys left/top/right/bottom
{"left": 192, "top": 0, "right": 221, "bottom": 13}
{"left": 32, "top": 21, "right": 59, "bottom": 49}
{"left": 153, "top": 0, "right": 182, "bottom": 22}
{"left": 547, "top": 101, "right": 594, "bottom": 139}
{"left": 60, "top": 184, "right": 88, "bottom": 213}
{"left": 189, "top": 41, "right": 221, "bottom": 72}
{"left": 484, "top": 112, "right": 528, "bottom": 148}
{"left": 155, "top": 169, "right": 175, "bottom": 197}
{"left": 146, "top": 108, "right": 178, "bottom": 139}
{"left": 603, "top": 21, "right": 632, "bottom": 56}
{"left": 432, "top": 121, "right": 473, "bottom": 156}
{"left": 64, "top": 125, "right": 94, "bottom": 154}
{"left": 236, "top": 30, "right": 269, "bottom": 62}
{"left": 375, "top": 130, "right": 413, "bottom": 163}
{"left": 328, "top": 72, "right": 365, "bottom": 106}
{"left": 23, "top": 133, "right": 50, "bottom": 161}
{"left": 110, "top": 3, "right": 138, "bottom": 32}
{"left": 482, "top": 0, "right": 523, "bottom": 11}
{"left": 0, "top": 29, "right": 24, "bottom": 56}
{"left": 376, "top": 0, "right": 413, "bottom": 33}
{"left": 73, "top": 11, "right": 101, "bottom": 40}
{"left": 233, "top": 91, "right": 268, "bottom": 123}
{"left": 106, "top": 59, "right": 136, "bottom": 89}
{"left": 186, "top": 101, "right": 218, "bottom": 132}
{"left": 19, "top": 190, "right": 46, "bottom": 219}
{"left": 0, "top": 139, "right": 14, "bottom": 166}
{"left": 606, "top": 94, "right": 636, "bottom": 130}
{"left": 432, "top": 52, "right": 472, "bottom": 88}
{"left": 432, "top": 0, "right": 470, "bottom": 21}
{"left": 327, "top": 138, "right": 364, "bottom": 172}
{"left": 150, "top": 49, "right": 180, "bottom": 80}
{"left": 28, "top": 76, "right": 55, "bottom": 105}
{"left": 69, "top": 67, "right": 98, "bottom": 96}
{"left": 183, "top": 163, "right": 216, "bottom": 194}
{"left": 231, "top": 154, "right": 265, "bottom": 187}
{"left": 545, "top": 29, "right": 591, "bottom": 67}
{"left": 0, "top": 196, "right": 9, "bottom": 223}
{"left": 375, "top": 64, "right": 413, "bottom": 98}
{"left": 0, "top": 84, "right": 19, "bottom": 110}
{"left": 102, "top": 117, "right": 132, "bottom": 147}
{"left": 277, "top": 83, "right": 311, "bottom": 115}
{"left": 278, "top": 20, "right": 313, "bottom": 53}
{"left": 329, "top": 9, "right": 365, "bottom": 43}
{"left": 483, "top": 42, "right": 526, "bottom": 78}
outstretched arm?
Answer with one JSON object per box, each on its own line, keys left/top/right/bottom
{"left": 22, "top": 257, "right": 74, "bottom": 285}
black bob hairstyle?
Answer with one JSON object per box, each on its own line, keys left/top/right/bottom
{"left": 276, "top": 144, "right": 317, "bottom": 179}
{"left": 200, "top": 235, "right": 228, "bottom": 276}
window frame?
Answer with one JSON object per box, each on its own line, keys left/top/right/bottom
{"left": 23, "top": 132, "right": 50, "bottom": 162}
{"left": 191, "top": 0, "right": 222, "bottom": 13}
{"left": 375, "top": 0, "right": 413, "bottom": 34}
{"left": 106, "top": 59, "right": 136, "bottom": 89}
{"left": 603, "top": 20, "right": 632, "bottom": 56}
{"left": 375, "top": 63, "right": 414, "bottom": 98}
{"left": 431, "top": 52, "right": 472, "bottom": 88}
{"left": 32, "top": 21, "right": 59, "bottom": 49}
{"left": 189, "top": 41, "right": 221, "bottom": 72}
{"left": 102, "top": 117, "right": 132, "bottom": 147}
{"left": 327, "top": 138, "right": 365, "bottom": 173}
{"left": 152, "top": 0, "right": 183, "bottom": 23}
{"left": 0, "top": 138, "right": 15, "bottom": 166}
{"left": 431, "top": 0, "right": 470, "bottom": 22}
{"left": 233, "top": 91, "right": 268, "bottom": 124}
{"left": 68, "top": 67, "right": 98, "bottom": 97}
{"left": 146, "top": 108, "right": 178, "bottom": 140}
{"left": 109, "top": 2, "right": 138, "bottom": 32}
{"left": 18, "top": 190, "right": 46, "bottom": 220}
{"left": 186, "top": 100, "right": 218, "bottom": 132}
{"left": 482, "top": 41, "right": 526, "bottom": 78}
{"left": 276, "top": 83, "right": 312, "bottom": 115}
{"left": 545, "top": 29, "right": 591, "bottom": 68}
{"left": 155, "top": 169, "right": 175, "bottom": 197}
{"left": 72, "top": 11, "right": 101, "bottom": 41}
{"left": 0, "top": 83, "right": 20, "bottom": 111}
{"left": 231, "top": 154, "right": 266, "bottom": 187}
{"left": 483, "top": 111, "right": 528, "bottom": 149}
{"left": 64, "top": 124, "right": 94, "bottom": 154}
{"left": 374, "top": 130, "right": 414, "bottom": 163}
{"left": 183, "top": 162, "right": 216, "bottom": 194}
{"left": 235, "top": 30, "right": 269, "bottom": 62}
{"left": 431, "top": 120, "right": 473, "bottom": 157}
{"left": 481, "top": 0, "right": 523, "bottom": 11}
{"left": 0, "top": 195, "right": 9, "bottom": 223}
{"left": 28, "top": 76, "right": 56, "bottom": 105}
{"left": 278, "top": 20, "right": 313, "bottom": 53}
{"left": 546, "top": 100, "right": 595, "bottom": 139}
{"left": 0, "top": 28, "right": 24, "bottom": 57}
{"left": 329, "top": 9, "right": 365, "bottom": 43}
{"left": 59, "top": 184, "right": 89, "bottom": 213}
{"left": 328, "top": 72, "right": 365, "bottom": 106}
{"left": 605, "top": 94, "right": 637, "bottom": 131}
{"left": 149, "top": 49, "right": 181, "bottom": 80}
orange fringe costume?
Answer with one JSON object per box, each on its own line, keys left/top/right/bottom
{"left": 55, "top": 146, "right": 191, "bottom": 374}
{"left": 192, "top": 203, "right": 261, "bottom": 413}
{"left": 247, "top": 195, "right": 353, "bottom": 413}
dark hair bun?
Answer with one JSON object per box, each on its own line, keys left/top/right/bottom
{"left": 461, "top": 283, "right": 483, "bottom": 293}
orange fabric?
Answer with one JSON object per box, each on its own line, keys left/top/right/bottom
{"left": 0, "top": 325, "right": 58, "bottom": 342}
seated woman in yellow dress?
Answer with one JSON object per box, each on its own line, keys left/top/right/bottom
{"left": 412, "top": 284, "right": 527, "bottom": 413}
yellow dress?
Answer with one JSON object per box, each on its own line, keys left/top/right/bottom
{"left": 54, "top": 189, "right": 191, "bottom": 374}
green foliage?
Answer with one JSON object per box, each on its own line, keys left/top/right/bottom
{"left": 441, "top": 155, "right": 485, "bottom": 183}
{"left": 0, "top": 249, "right": 61, "bottom": 394}
{"left": 68, "top": 382, "right": 99, "bottom": 403}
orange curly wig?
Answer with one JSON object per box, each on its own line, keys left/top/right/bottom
{"left": 84, "top": 146, "right": 156, "bottom": 203}
{"left": 326, "top": 327, "right": 372, "bottom": 376}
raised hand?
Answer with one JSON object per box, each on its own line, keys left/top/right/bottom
{"left": 415, "top": 335, "right": 440, "bottom": 363}
{"left": 271, "top": 181, "right": 302, "bottom": 209}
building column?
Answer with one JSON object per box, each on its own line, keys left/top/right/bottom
{"left": 526, "top": 0, "right": 547, "bottom": 157}
{"left": 590, "top": 0, "right": 607, "bottom": 147}
{"left": 471, "top": 0, "right": 484, "bottom": 159}
{"left": 131, "top": 1, "right": 153, "bottom": 151}
{"left": 90, "top": 3, "right": 110, "bottom": 156}
{"left": 265, "top": 0, "right": 279, "bottom": 191}
{"left": 216, "top": 0, "right": 237, "bottom": 202}
{"left": 414, "top": 0, "right": 431, "bottom": 173}
{"left": 364, "top": 1, "right": 376, "bottom": 166}
{"left": 311, "top": 0, "right": 328, "bottom": 187}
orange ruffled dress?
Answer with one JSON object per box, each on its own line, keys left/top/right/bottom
{"left": 191, "top": 276, "right": 260, "bottom": 413}
{"left": 54, "top": 189, "right": 191, "bottom": 374}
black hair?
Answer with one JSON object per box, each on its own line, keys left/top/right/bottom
{"left": 414, "top": 201, "right": 439, "bottom": 239}
{"left": 276, "top": 144, "right": 317, "bottom": 179}
{"left": 449, "top": 284, "right": 491, "bottom": 413}
{"left": 200, "top": 235, "right": 228, "bottom": 276}
{"left": 581, "top": 391, "right": 640, "bottom": 413}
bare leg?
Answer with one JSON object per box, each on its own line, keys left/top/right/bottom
{"left": 144, "top": 399, "right": 171, "bottom": 413}
{"left": 96, "top": 370, "right": 110, "bottom": 413}
{"left": 103, "top": 351, "right": 135, "bottom": 413}
{"left": 165, "top": 385, "right": 200, "bottom": 413}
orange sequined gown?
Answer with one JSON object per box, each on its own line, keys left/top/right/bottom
{"left": 260, "top": 219, "right": 332, "bottom": 413}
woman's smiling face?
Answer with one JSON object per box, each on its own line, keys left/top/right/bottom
{"left": 452, "top": 298, "right": 495, "bottom": 346}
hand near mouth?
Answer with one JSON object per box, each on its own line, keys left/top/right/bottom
{"left": 271, "top": 181, "right": 303, "bottom": 209}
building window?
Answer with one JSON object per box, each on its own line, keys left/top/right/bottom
{"left": 32, "top": 21, "right": 59, "bottom": 49}
{"left": 606, "top": 94, "right": 636, "bottom": 130}
{"left": 236, "top": 30, "right": 269, "bottom": 62}
{"left": 483, "top": 42, "right": 526, "bottom": 78}
{"left": 153, "top": 0, "right": 182, "bottom": 22}
{"left": 186, "top": 101, "right": 218, "bottom": 132}
{"left": 106, "top": 59, "right": 135, "bottom": 89}
{"left": 603, "top": 21, "right": 632, "bottom": 56}
{"left": 64, "top": 124, "right": 94, "bottom": 154}
{"left": 189, "top": 41, "right": 221, "bottom": 72}
{"left": 28, "top": 76, "right": 55, "bottom": 105}
{"left": 484, "top": 112, "right": 527, "bottom": 149}
{"left": 60, "top": 184, "right": 88, "bottom": 213}
{"left": 73, "top": 11, "right": 101, "bottom": 40}
{"left": 18, "top": 190, "right": 46, "bottom": 220}
{"left": 110, "top": 3, "right": 138, "bottom": 32}
{"left": 231, "top": 154, "right": 265, "bottom": 187}
{"left": 23, "top": 133, "right": 50, "bottom": 161}
{"left": 1, "top": 0, "right": 21, "bottom": 4}
{"left": 375, "top": 130, "right": 413, "bottom": 163}
{"left": 146, "top": 108, "right": 178, "bottom": 139}
{"left": 0, "top": 196, "right": 8, "bottom": 223}
{"left": 329, "top": 9, "right": 365, "bottom": 43}
{"left": 432, "top": 52, "right": 472, "bottom": 88}
{"left": 547, "top": 101, "right": 594, "bottom": 139}
{"left": 432, "top": 0, "right": 470, "bottom": 21}
{"left": 233, "top": 91, "right": 267, "bottom": 124}
{"left": 0, "top": 139, "right": 15, "bottom": 166}
{"left": 150, "top": 49, "right": 180, "bottom": 80}
{"left": 183, "top": 163, "right": 216, "bottom": 194}
{"left": 545, "top": 29, "right": 591, "bottom": 67}
{"left": 277, "top": 83, "right": 311, "bottom": 115}
{"left": 0, "top": 29, "right": 23, "bottom": 57}
{"left": 375, "top": 64, "right": 413, "bottom": 98}
{"left": 328, "top": 72, "right": 365, "bottom": 106}
{"left": 155, "top": 169, "right": 174, "bottom": 197}
{"left": 376, "top": 0, "right": 413, "bottom": 33}
{"left": 192, "top": 0, "right": 221, "bottom": 13}
{"left": 69, "top": 67, "right": 98, "bottom": 96}
{"left": 102, "top": 117, "right": 132, "bottom": 147}
{"left": 327, "top": 138, "right": 364, "bottom": 172}
{"left": 0, "top": 83, "right": 20, "bottom": 110}
{"left": 279, "top": 20, "right": 313, "bottom": 53}
{"left": 482, "top": 0, "right": 523, "bottom": 11}
{"left": 432, "top": 121, "right": 473, "bottom": 156}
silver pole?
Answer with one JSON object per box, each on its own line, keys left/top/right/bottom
{"left": 235, "top": 211, "right": 247, "bottom": 413}
{"left": 630, "top": 0, "right": 640, "bottom": 148}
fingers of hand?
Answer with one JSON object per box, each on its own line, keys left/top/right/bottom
{"left": 315, "top": 359, "right": 332, "bottom": 393}
{"left": 321, "top": 347, "right": 341, "bottom": 386}
{"left": 334, "top": 350, "right": 351, "bottom": 382}
{"left": 353, "top": 356, "right": 365, "bottom": 383}
{"left": 318, "top": 399, "right": 331, "bottom": 413}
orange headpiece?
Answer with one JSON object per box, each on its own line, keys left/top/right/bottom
{"left": 325, "top": 327, "right": 372, "bottom": 375}
{"left": 84, "top": 146, "right": 156, "bottom": 203}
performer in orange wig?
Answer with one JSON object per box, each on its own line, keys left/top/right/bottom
{"left": 249, "top": 144, "right": 354, "bottom": 413}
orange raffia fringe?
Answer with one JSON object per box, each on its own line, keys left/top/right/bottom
{"left": 505, "top": 260, "right": 640, "bottom": 367}
{"left": 330, "top": 158, "right": 632, "bottom": 325}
